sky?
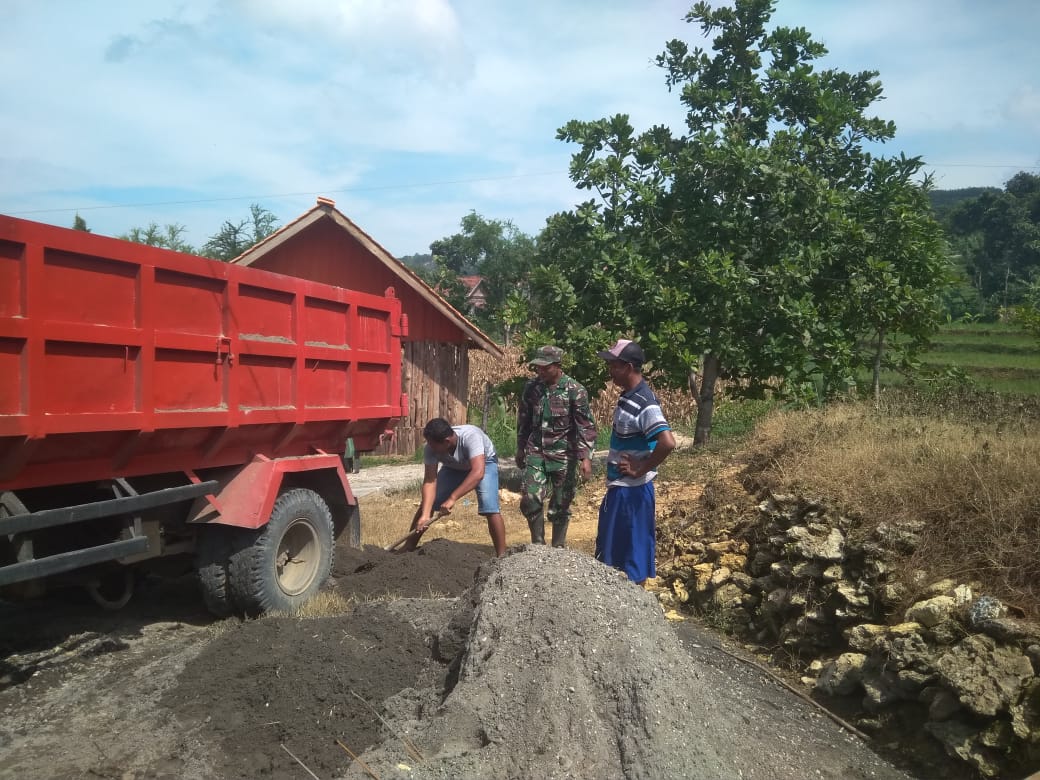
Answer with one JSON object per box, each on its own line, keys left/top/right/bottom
{"left": 2, "top": 0, "right": 1038, "bottom": 258}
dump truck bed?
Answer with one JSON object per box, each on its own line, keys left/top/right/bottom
{"left": 0, "top": 215, "right": 406, "bottom": 491}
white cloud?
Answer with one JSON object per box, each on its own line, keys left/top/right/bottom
{"left": 1, "top": 0, "right": 1037, "bottom": 255}
{"left": 237, "top": 0, "right": 471, "bottom": 83}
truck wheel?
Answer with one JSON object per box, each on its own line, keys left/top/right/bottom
{"left": 85, "top": 567, "right": 135, "bottom": 610}
{"left": 227, "top": 488, "right": 334, "bottom": 615}
{"left": 196, "top": 525, "right": 237, "bottom": 617}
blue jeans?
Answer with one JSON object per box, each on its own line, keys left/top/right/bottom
{"left": 435, "top": 461, "right": 501, "bottom": 515}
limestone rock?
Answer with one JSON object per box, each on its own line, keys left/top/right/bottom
{"left": 904, "top": 595, "right": 957, "bottom": 628}
{"left": 717, "top": 552, "right": 747, "bottom": 571}
{"left": 953, "top": 584, "right": 973, "bottom": 606}
{"left": 895, "top": 668, "right": 934, "bottom": 696}
{"left": 924, "top": 720, "right": 1003, "bottom": 777}
{"left": 861, "top": 665, "right": 904, "bottom": 711}
{"left": 936, "top": 634, "right": 1034, "bottom": 717}
{"left": 1028, "top": 644, "right": 1040, "bottom": 672}
{"left": 729, "top": 571, "right": 754, "bottom": 592}
{"left": 920, "top": 685, "right": 962, "bottom": 721}
{"left": 1010, "top": 678, "right": 1040, "bottom": 743}
{"left": 709, "top": 566, "right": 732, "bottom": 587}
{"left": 785, "top": 525, "right": 845, "bottom": 561}
{"left": 886, "top": 631, "right": 936, "bottom": 674}
{"left": 922, "top": 578, "right": 958, "bottom": 598}
{"left": 713, "top": 583, "right": 745, "bottom": 611}
{"left": 749, "top": 549, "right": 778, "bottom": 575}
{"left": 837, "top": 582, "right": 871, "bottom": 608}
{"left": 845, "top": 622, "right": 921, "bottom": 654}
{"left": 975, "top": 616, "right": 1040, "bottom": 646}
{"left": 815, "top": 652, "right": 867, "bottom": 696}
{"left": 875, "top": 582, "right": 906, "bottom": 608}
{"left": 691, "top": 563, "right": 714, "bottom": 593}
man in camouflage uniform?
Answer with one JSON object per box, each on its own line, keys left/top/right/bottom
{"left": 516, "top": 345, "right": 597, "bottom": 547}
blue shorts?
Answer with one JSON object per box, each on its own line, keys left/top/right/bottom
{"left": 435, "top": 461, "right": 501, "bottom": 515}
{"left": 595, "top": 482, "right": 656, "bottom": 583}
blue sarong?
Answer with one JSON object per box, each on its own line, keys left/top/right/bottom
{"left": 595, "top": 482, "right": 656, "bottom": 583}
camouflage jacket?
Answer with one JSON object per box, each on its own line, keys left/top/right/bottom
{"left": 516, "top": 373, "right": 597, "bottom": 464}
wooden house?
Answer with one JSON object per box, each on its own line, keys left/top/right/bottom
{"left": 459, "top": 275, "right": 488, "bottom": 313}
{"left": 232, "top": 197, "right": 503, "bottom": 455}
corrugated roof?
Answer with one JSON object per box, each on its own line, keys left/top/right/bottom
{"left": 231, "top": 199, "right": 503, "bottom": 357}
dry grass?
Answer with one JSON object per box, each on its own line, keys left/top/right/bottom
{"left": 287, "top": 590, "right": 355, "bottom": 618}
{"left": 747, "top": 403, "right": 1040, "bottom": 615}
{"left": 268, "top": 577, "right": 450, "bottom": 620}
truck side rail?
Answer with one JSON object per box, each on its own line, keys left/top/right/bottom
{"left": 0, "top": 479, "right": 218, "bottom": 587}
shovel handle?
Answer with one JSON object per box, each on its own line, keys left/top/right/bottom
{"left": 385, "top": 513, "right": 444, "bottom": 551}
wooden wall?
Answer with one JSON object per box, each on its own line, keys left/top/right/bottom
{"left": 376, "top": 341, "right": 469, "bottom": 456}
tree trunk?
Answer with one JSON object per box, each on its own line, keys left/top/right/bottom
{"left": 694, "top": 353, "right": 720, "bottom": 446}
{"left": 872, "top": 326, "right": 885, "bottom": 410}
{"left": 481, "top": 382, "right": 492, "bottom": 430}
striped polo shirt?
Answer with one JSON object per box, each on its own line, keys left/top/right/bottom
{"left": 605, "top": 379, "right": 671, "bottom": 487}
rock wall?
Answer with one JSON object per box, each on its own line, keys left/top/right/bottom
{"left": 656, "top": 492, "right": 1040, "bottom": 779}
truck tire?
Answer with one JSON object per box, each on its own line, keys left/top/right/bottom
{"left": 227, "top": 488, "right": 334, "bottom": 615}
{"left": 85, "top": 567, "right": 136, "bottom": 610}
{"left": 196, "top": 525, "right": 237, "bottom": 617}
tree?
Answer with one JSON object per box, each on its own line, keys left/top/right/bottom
{"left": 846, "top": 158, "right": 949, "bottom": 404}
{"left": 201, "top": 203, "right": 279, "bottom": 261}
{"left": 947, "top": 172, "right": 1040, "bottom": 315}
{"left": 120, "top": 222, "right": 194, "bottom": 254}
{"left": 928, "top": 186, "right": 999, "bottom": 224}
{"left": 429, "top": 212, "right": 535, "bottom": 339}
{"left": 1014, "top": 274, "right": 1040, "bottom": 343}
{"left": 72, "top": 214, "right": 91, "bottom": 232}
{"left": 528, "top": 0, "right": 948, "bottom": 443}
{"left": 397, "top": 252, "right": 435, "bottom": 274}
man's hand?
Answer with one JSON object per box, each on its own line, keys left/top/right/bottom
{"left": 416, "top": 515, "right": 433, "bottom": 532}
{"left": 579, "top": 457, "right": 592, "bottom": 482}
{"left": 618, "top": 453, "right": 643, "bottom": 478}
{"left": 438, "top": 497, "right": 456, "bottom": 515}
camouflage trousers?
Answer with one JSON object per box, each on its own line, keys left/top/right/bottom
{"left": 519, "top": 455, "right": 578, "bottom": 547}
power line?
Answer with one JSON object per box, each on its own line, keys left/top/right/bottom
{"left": 5, "top": 161, "right": 1039, "bottom": 219}
{"left": 4, "top": 171, "right": 564, "bottom": 217}
{"left": 926, "top": 163, "right": 1040, "bottom": 169}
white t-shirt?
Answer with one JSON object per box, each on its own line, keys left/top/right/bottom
{"left": 423, "top": 424, "right": 497, "bottom": 471}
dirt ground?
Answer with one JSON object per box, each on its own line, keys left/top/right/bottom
{"left": 0, "top": 466, "right": 940, "bottom": 780}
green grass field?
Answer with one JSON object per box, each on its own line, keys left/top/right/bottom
{"left": 882, "top": 323, "right": 1040, "bottom": 395}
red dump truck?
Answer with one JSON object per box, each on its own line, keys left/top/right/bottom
{"left": 0, "top": 215, "right": 407, "bottom": 615}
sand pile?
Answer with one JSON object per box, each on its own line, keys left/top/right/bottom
{"left": 162, "top": 541, "right": 910, "bottom": 779}
{"left": 343, "top": 545, "right": 862, "bottom": 780}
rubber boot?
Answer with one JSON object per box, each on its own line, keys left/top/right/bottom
{"left": 527, "top": 516, "right": 545, "bottom": 544}
{"left": 551, "top": 518, "right": 569, "bottom": 548}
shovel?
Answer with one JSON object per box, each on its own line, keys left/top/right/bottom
{"left": 384, "top": 513, "right": 446, "bottom": 552}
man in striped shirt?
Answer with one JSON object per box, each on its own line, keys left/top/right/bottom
{"left": 595, "top": 339, "right": 676, "bottom": 585}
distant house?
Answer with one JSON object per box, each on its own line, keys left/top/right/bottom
{"left": 231, "top": 198, "right": 503, "bottom": 455}
{"left": 459, "top": 275, "right": 488, "bottom": 313}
